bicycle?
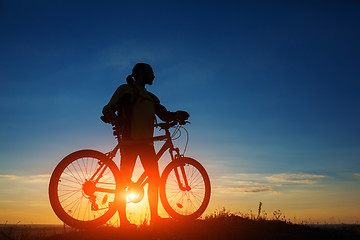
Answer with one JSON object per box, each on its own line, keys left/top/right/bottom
{"left": 48, "top": 120, "right": 211, "bottom": 229}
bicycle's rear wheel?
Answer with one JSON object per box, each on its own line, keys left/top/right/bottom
{"left": 49, "top": 150, "right": 120, "bottom": 229}
{"left": 160, "top": 157, "right": 211, "bottom": 220}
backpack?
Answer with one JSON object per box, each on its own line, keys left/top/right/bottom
{"left": 110, "top": 84, "right": 158, "bottom": 138}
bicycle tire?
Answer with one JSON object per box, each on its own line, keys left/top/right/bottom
{"left": 49, "top": 150, "right": 120, "bottom": 229}
{"left": 160, "top": 157, "right": 211, "bottom": 220}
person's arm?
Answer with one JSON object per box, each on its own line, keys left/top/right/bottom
{"left": 150, "top": 93, "right": 189, "bottom": 122}
{"left": 155, "top": 102, "right": 177, "bottom": 122}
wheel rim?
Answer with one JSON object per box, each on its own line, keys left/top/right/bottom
{"left": 164, "top": 161, "right": 209, "bottom": 217}
{"left": 55, "top": 156, "right": 117, "bottom": 223}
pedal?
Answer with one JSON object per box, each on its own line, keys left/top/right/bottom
{"left": 90, "top": 196, "right": 99, "bottom": 211}
{"left": 91, "top": 202, "right": 99, "bottom": 211}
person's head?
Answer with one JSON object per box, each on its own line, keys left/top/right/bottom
{"left": 126, "top": 63, "right": 155, "bottom": 86}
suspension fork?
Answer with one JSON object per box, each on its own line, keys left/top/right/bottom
{"left": 174, "top": 162, "right": 191, "bottom": 191}
{"left": 170, "top": 148, "right": 191, "bottom": 191}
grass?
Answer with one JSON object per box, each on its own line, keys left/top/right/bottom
{"left": 0, "top": 224, "right": 65, "bottom": 240}
{"left": 1, "top": 208, "right": 359, "bottom": 240}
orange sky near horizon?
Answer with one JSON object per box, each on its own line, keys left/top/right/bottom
{"left": 1, "top": 158, "right": 360, "bottom": 225}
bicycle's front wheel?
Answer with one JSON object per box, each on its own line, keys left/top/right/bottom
{"left": 160, "top": 157, "right": 211, "bottom": 220}
{"left": 49, "top": 150, "right": 120, "bottom": 229}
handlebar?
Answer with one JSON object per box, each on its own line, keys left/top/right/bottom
{"left": 154, "top": 120, "right": 190, "bottom": 130}
{"left": 101, "top": 115, "right": 189, "bottom": 128}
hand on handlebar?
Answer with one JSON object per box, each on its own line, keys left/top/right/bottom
{"left": 176, "top": 111, "right": 189, "bottom": 125}
{"left": 176, "top": 111, "right": 189, "bottom": 121}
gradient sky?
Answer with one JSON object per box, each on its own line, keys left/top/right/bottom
{"left": 1, "top": 0, "right": 360, "bottom": 224}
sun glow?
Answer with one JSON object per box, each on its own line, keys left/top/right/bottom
{"left": 128, "top": 193, "right": 137, "bottom": 201}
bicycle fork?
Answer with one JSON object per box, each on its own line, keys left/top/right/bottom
{"left": 174, "top": 163, "right": 191, "bottom": 191}
{"left": 171, "top": 148, "right": 191, "bottom": 191}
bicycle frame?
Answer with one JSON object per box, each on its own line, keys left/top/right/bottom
{"left": 90, "top": 123, "right": 191, "bottom": 198}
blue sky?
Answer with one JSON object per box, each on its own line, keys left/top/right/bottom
{"left": 1, "top": 0, "right": 360, "bottom": 224}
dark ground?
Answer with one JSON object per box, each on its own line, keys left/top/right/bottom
{"left": 1, "top": 216, "right": 359, "bottom": 240}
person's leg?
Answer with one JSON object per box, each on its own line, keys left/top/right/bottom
{"left": 118, "top": 144, "right": 138, "bottom": 224}
{"left": 138, "top": 144, "right": 161, "bottom": 220}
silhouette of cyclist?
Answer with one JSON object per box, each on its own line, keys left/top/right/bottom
{"left": 101, "top": 63, "right": 189, "bottom": 226}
